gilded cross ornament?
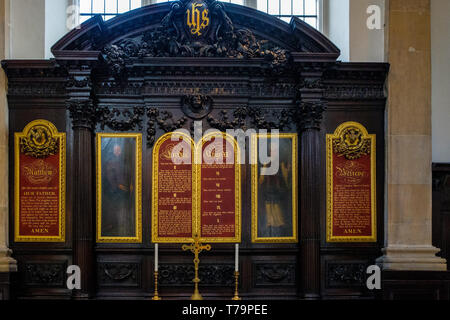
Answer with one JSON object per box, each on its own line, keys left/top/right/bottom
{"left": 182, "top": 234, "right": 211, "bottom": 300}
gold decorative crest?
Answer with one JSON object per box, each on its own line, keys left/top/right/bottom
{"left": 332, "top": 125, "right": 371, "bottom": 160}
{"left": 20, "top": 124, "right": 59, "bottom": 158}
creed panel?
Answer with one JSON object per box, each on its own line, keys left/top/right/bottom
{"left": 326, "top": 122, "right": 376, "bottom": 242}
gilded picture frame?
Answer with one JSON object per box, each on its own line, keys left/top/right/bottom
{"left": 251, "top": 133, "right": 298, "bottom": 243}
{"left": 14, "top": 119, "right": 66, "bottom": 242}
{"left": 96, "top": 133, "right": 142, "bottom": 243}
{"left": 326, "top": 121, "right": 377, "bottom": 242}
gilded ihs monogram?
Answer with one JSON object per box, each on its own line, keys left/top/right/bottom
{"left": 185, "top": 0, "right": 210, "bottom": 37}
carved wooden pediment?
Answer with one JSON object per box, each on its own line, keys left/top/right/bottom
{"left": 51, "top": 1, "right": 340, "bottom": 60}
{"left": 101, "top": 0, "right": 292, "bottom": 76}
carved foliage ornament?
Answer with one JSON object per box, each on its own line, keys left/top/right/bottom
{"left": 326, "top": 262, "right": 367, "bottom": 288}
{"left": 95, "top": 104, "right": 326, "bottom": 147}
{"left": 69, "top": 101, "right": 327, "bottom": 148}
{"left": 98, "top": 263, "right": 140, "bottom": 286}
{"left": 206, "top": 106, "right": 295, "bottom": 132}
{"left": 293, "top": 101, "right": 326, "bottom": 131}
{"left": 147, "top": 108, "right": 188, "bottom": 147}
{"left": 102, "top": 0, "right": 289, "bottom": 77}
{"left": 254, "top": 263, "right": 296, "bottom": 286}
{"left": 23, "top": 262, "right": 66, "bottom": 286}
{"left": 67, "top": 99, "right": 97, "bottom": 130}
{"left": 158, "top": 264, "right": 234, "bottom": 286}
{"left": 97, "top": 106, "right": 146, "bottom": 131}
{"left": 332, "top": 124, "right": 371, "bottom": 160}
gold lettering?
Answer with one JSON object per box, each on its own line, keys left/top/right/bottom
{"left": 201, "top": 9, "right": 209, "bottom": 29}
{"left": 31, "top": 228, "right": 49, "bottom": 234}
{"left": 335, "top": 166, "right": 366, "bottom": 178}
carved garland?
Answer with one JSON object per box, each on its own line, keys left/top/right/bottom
{"left": 92, "top": 104, "right": 327, "bottom": 147}
{"left": 97, "top": 106, "right": 146, "bottom": 131}
{"left": 71, "top": 90, "right": 327, "bottom": 147}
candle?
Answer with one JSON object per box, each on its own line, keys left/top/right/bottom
{"left": 235, "top": 244, "right": 239, "bottom": 272}
{"left": 155, "top": 243, "right": 159, "bottom": 272}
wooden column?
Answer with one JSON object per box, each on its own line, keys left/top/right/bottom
{"left": 68, "top": 98, "right": 96, "bottom": 298}
{"left": 296, "top": 67, "right": 327, "bottom": 300}
{"left": 62, "top": 55, "right": 100, "bottom": 298}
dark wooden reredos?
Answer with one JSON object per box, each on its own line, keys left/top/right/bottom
{"left": 2, "top": 1, "right": 389, "bottom": 299}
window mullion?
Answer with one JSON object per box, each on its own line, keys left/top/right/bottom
{"left": 80, "top": 0, "right": 320, "bottom": 30}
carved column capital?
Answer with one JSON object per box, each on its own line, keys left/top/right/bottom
{"left": 296, "top": 101, "right": 326, "bottom": 131}
{"left": 67, "top": 99, "right": 97, "bottom": 131}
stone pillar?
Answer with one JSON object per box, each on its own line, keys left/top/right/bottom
{"left": 0, "top": 0, "right": 17, "bottom": 275}
{"left": 376, "top": 0, "right": 446, "bottom": 271}
{"left": 0, "top": 0, "right": 16, "bottom": 300}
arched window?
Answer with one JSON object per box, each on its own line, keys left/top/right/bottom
{"left": 79, "top": 0, "right": 321, "bottom": 29}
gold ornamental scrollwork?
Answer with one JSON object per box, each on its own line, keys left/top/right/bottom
{"left": 332, "top": 124, "right": 371, "bottom": 160}
{"left": 20, "top": 124, "right": 59, "bottom": 158}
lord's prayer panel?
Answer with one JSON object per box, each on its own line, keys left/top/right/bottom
{"left": 15, "top": 120, "right": 66, "bottom": 242}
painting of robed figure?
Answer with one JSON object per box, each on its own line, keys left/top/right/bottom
{"left": 96, "top": 133, "right": 142, "bottom": 243}
{"left": 252, "top": 133, "right": 298, "bottom": 243}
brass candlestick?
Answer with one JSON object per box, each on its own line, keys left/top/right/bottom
{"left": 152, "top": 271, "right": 162, "bottom": 300}
{"left": 182, "top": 234, "right": 211, "bottom": 300}
{"left": 231, "top": 271, "right": 241, "bottom": 300}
